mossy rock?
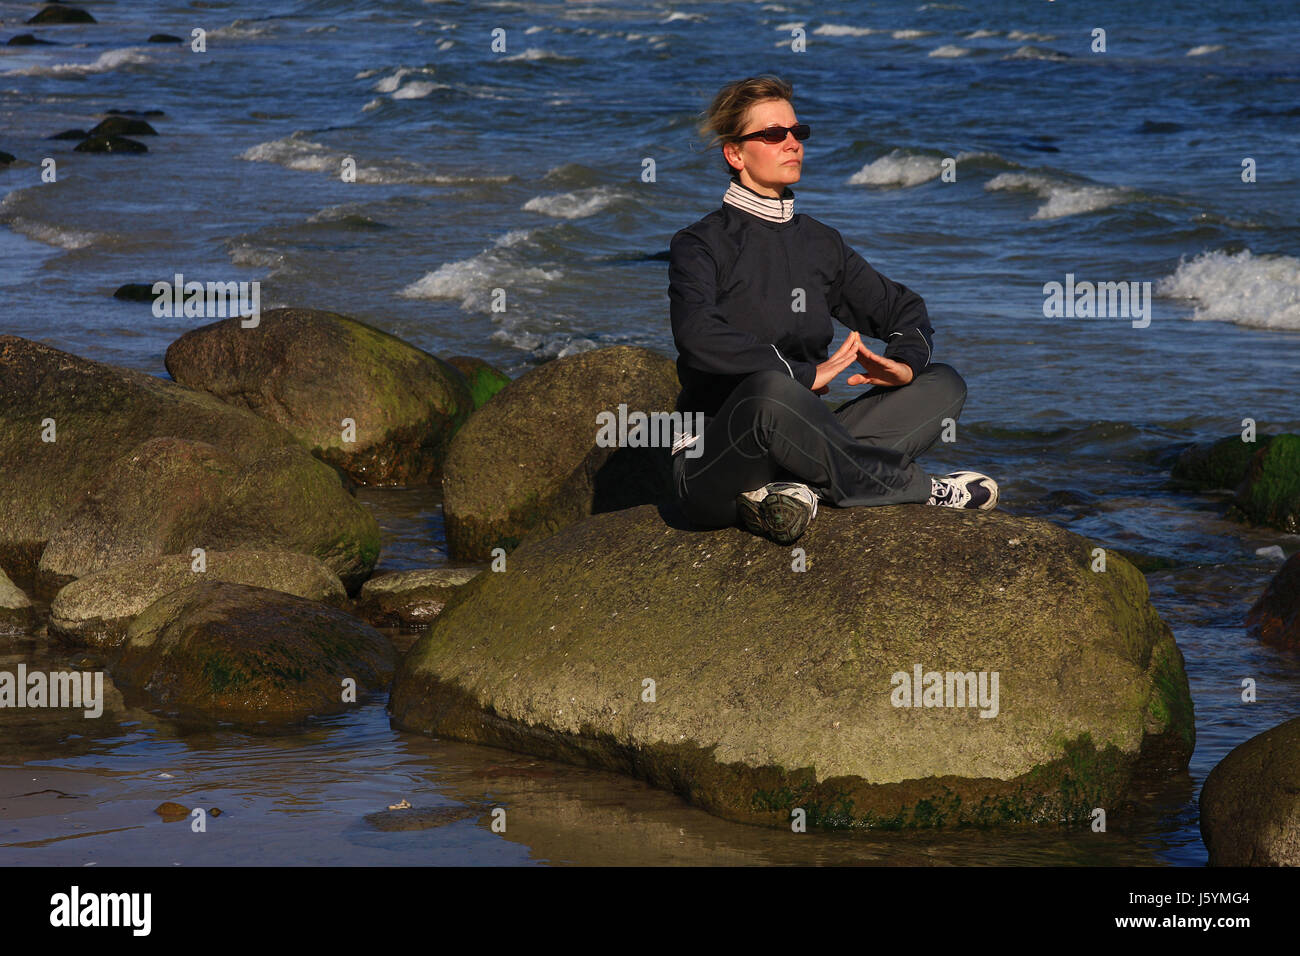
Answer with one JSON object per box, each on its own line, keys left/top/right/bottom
{"left": 164, "top": 308, "right": 473, "bottom": 486}
{"left": 1233, "top": 433, "right": 1300, "bottom": 532}
{"left": 0, "top": 336, "right": 379, "bottom": 589}
{"left": 354, "top": 567, "right": 483, "bottom": 627}
{"left": 115, "top": 581, "right": 396, "bottom": 723}
{"left": 1171, "top": 434, "right": 1275, "bottom": 491}
{"left": 1200, "top": 716, "right": 1300, "bottom": 865}
{"left": 442, "top": 345, "right": 681, "bottom": 561}
{"left": 49, "top": 549, "right": 348, "bottom": 649}
{"left": 445, "top": 356, "right": 511, "bottom": 410}
{"left": 391, "top": 503, "right": 1194, "bottom": 829}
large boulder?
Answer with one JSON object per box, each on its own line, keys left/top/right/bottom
{"left": 49, "top": 549, "right": 348, "bottom": 649}
{"left": 164, "top": 308, "right": 473, "bottom": 486}
{"left": 0, "top": 336, "right": 379, "bottom": 590}
{"left": 1171, "top": 434, "right": 1275, "bottom": 491}
{"left": 442, "top": 346, "right": 681, "bottom": 561}
{"left": 115, "top": 581, "right": 396, "bottom": 723}
{"left": 391, "top": 503, "right": 1194, "bottom": 829}
{"left": 0, "top": 566, "right": 34, "bottom": 635}
{"left": 1245, "top": 551, "right": 1300, "bottom": 649}
{"left": 1200, "top": 716, "right": 1300, "bottom": 865}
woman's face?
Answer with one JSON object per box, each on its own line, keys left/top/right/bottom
{"left": 726, "top": 98, "right": 803, "bottom": 197}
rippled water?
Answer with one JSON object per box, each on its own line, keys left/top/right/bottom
{"left": 2, "top": 0, "right": 1299, "bottom": 864}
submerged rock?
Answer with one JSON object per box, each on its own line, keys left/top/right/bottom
{"left": 1172, "top": 434, "right": 1275, "bottom": 491}
{"left": 112, "top": 282, "right": 158, "bottom": 302}
{"left": 354, "top": 566, "right": 482, "bottom": 627}
{"left": 1245, "top": 551, "right": 1300, "bottom": 649}
{"left": 89, "top": 116, "right": 158, "bottom": 137}
{"left": 49, "top": 549, "right": 348, "bottom": 649}
{"left": 27, "top": 4, "right": 97, "bottom": 24}
{"left": 1200, "top": 716, "right": 1300, "bottom": 865}
{"left": 164, "top": 308, "right": 473, "bottom": 486}
{"left": 0, "top": 336, "right": 379, "bottom": 590}
{"left": 442, "top": 345, "right": 681, "bottom": 561}
{"left": 73, "top": 135, "right": 148, "bottom": 154}
{"left": 116, "top": 581, "right": 396, "bottom": 723}
{"left": 392, "top": 503, "right": 1194, "bottom": 829}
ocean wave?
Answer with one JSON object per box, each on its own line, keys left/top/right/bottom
{"left": 399, "top": 230, "right": 563, "bottom": 309}
{"left": 928, "top": 44, "right": 970, "bottom": 58}
{"left": 892, "top": 29, "right": 936, "bottom": 39}
{"left": 5, "top": 48, "right": 154, "bottom": 77}
{"left": 209, "top": 20, "right": 277, "bottom": 40}
{"left": 1007, "top": 30, "right": 1057, "bottom": 42}
{"left": 984, "top": 171, "right": 1130, "bottom": 219}
{"left": 849, "top": 149, "right": 1000, "bottom": 188}
{"left": 239, "top": 133, "right": 508, "bottom": 184}
{"left": 1005, "top": 45, "right": 1071, "bottom": 62}
{"left": 1156, "top": 249, "right": 1300, "bottom": 330}
{"left": 1186, "top": 44, "right": 1225, "bottom": 56}
{"left": 1, "top": 215, "right": 106, "bottom": 250}
{"left": 521, "top": 185, "right": 624, "bottom": 219}
{"left": 812, "top": 24, "right": 881, "bottom": 36}
{"left": 499, "top": 47, "right": 581, "bottom": 63}
{"left": 965, "top": 29, "right": 1000, "bottom": 39}
{"left": 392, "top": 81, "right": 447, "bottom": 99}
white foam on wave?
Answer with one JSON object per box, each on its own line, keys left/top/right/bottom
{"left": 226, "top": 242, "right": 289, "bottom": 273}
{"left": 5, "top": 47, "right": 154, "bottom": 77}
{"left": 392, "top": 81, "right": 447, "bottom": 99}
{"left": 499, "top": 47, "right": 580, "bottom": 63}
{"left": 965, "top": 29, "right": 1000, "bottom": 38}
{"left": 812, "top": 24, "right": 880, "bottom": 36}
{"left": 1, "top": 215, "right": 106, "bottom": 250}
{"left": 1007, "top": 30, "right": 1057, "bottom": 42}
{"left": 1005, "top": 45, "right": 1070, "bottom": 61}
{"left": 849, "top": 149, "right": 996, "bottom": 188}
{"left": 661, "top": 11, "right": 705, "bottom": 21}
{"left": 521, "top": 186, "right": 623, "bottom": 219}
{"left": 1156, "top": 249, "right": 1300, "bottom": 330}
{"left": 929, "top": 44, "right": 970, "bottom": 58}
{"left": 985, "top": 172, "right": 1129, "bottom": 219}
{"left": 892, "top": 29, "right": 936, "bottom": 39}
{"left": 399, "top": 229, "right": 563, "bottom": 309}
{"left": 1187, "top": 44, "right": 1224, "bottom": 56}
{"left": 239, "top": 134, "right": 508, "bottom": 184}
{"left": 209, "top": 20, "right": 276, "bottom": 40}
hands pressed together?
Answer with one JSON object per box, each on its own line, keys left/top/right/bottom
{"left": 811, "top": 330, "right": 914, "bottom": 395}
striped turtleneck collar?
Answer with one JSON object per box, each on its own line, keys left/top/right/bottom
{"left": 723, "top": 175, "right": 795, "bottom": 223}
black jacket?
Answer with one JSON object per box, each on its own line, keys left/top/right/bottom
{"left": 668, "top": 181, "right": 934, "bottom": 417}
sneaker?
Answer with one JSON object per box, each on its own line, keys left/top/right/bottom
{"left": 926, "top": 471, "right": 999, "bottom": 511}
{"left": 736, "top": 481, "right": 819, "bottom": 544}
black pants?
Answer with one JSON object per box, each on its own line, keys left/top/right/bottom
{"left": 674, "top": 364, "right": 967, "bottom": 528}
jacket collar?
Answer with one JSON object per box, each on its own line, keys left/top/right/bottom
{"left": 722, "top": 175, "right": 795, "bottom": 223}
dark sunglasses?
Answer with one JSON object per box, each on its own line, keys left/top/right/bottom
{"left": 735, "top": 123, "right": 810, "bottom": 144}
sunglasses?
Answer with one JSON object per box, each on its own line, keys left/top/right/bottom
{"left": 736, "top": 123, "right": 810, "bottom": 144}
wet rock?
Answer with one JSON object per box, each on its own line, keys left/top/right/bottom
{"left": 0, "top": 151, "right": 14, "bottom": 165}
{"left": 49, "top": 549, "right": 348, "bottom": 649}
{"left": 164, "top": 308, "right": 473, "bottom": 487}
{"left": 1200, "top": 716, "right": 1300, "bottom": 865}
{"left": 354, "top": 567, "right": 482, "bottom": 627}
{"left": 89, "top": 116, "right": 158, "bottom": 137}
{"left": 105, "top": 109, "right": 165, "bottom": 117}
{"left": 112, "top": 282, "right": 158, "bottom": 302}
{"left": 392, "top": 503, "right": 1194, "bottom": 830}
{"left": 116, "top": 581, "right": 396, "bottom": 723}
{"left": 445, "top": 355, "right": 511, "bottom": 410}
{"left": 47, "top": 129, "right": 87, "bottom": 140}
{"left": 27, "top": 4, "right": 97, "bottom": 24}
{"left": 7, "top": 33, "right": 57, "bottom": 45}
{"left": 0, "top": 566, "right": 35, "bottom": 635}
{"left": 363, "top": 803, "right": 486, "bottom": 831}
{"left": 148, "top": 34, "right": 183, "bottom": 43}
{"left": 1245, "top": 551, "right": 1300, "bottom": 649}
{"left": 442, "top": 345, "right": 681, "bottom": 561}
{"left": 0, "top": 336, "right": 379, "bottom": 591}
{"left": 154, "top": 801, "right": 189, "bottom": 821}
{"left": 73, "top": 135, "right": 148, "bottom": 154}
{"left": 1233, "top": 433, "right": 1300, "bottom": 532}
{"left": 1172, "top": 433, "right": 1275, "bottom": 491}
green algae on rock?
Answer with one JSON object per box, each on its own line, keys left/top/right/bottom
{"left": 441, "top": 345, "right": 681, "bottom": 561}
{"left": 116, "top": 581, "right": 396, "bottom": 724}
{"left": 164, "top": 308, "right": 473, "bottom": 486}
{"left": 0, "top": 336, "right": 379, "bottom": 591}
{"left": 1200, "top": 715, "right": 1300, "bottom": 865}
{"left": 391, "top": 503, "right": 1194, "bottom": 830}
{"left": 445, "top": 355, "right": 511, "bottom": 410}
{"left": 1171, "top": 434, "right": 1275, "bottom": 491}
{"left": 1232, "top": 433, "right": 1300, "bottom": 533}
{"left": 49, "top": 549, "right": 348, "bottom": 649}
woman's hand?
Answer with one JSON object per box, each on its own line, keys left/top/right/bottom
{"left": 847, "top": 341, "right": 914, "bottom": 387}
{"left": 812, "top": 331, "right": 861, "bottom": 394}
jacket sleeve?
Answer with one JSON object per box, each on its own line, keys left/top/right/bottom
{"left": 669, "top": 230, "right": 816, "bottom": 388}
{"left": 828, "top": 232, "right": 934, "bottom": 381}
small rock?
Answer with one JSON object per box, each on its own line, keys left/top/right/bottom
{"left": 154, "top": 801, "right": 189, "bottom": 821}
{"left": 27, "top": 4, "right": 97, "bottom": 25}
{"left": 74, "top": 134, "right": 148, "bottom": 154}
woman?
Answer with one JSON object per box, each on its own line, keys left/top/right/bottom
{"left": 668, "top": 75, "right": 998, "bottom": 545}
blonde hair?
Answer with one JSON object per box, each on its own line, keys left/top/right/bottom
{"left": 697, "top": 75, "right": 794, "bottom": 178}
